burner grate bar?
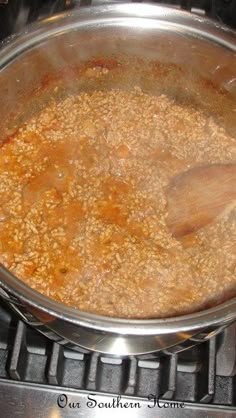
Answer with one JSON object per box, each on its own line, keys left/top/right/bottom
{"left": 47, "top": 343, "right": 64, "bottom": 385}
{"left": 199, "top": 337, "right": 216, "bottom": 403}
{"left": 8, "top": 321, "right": 27, "bottom": 381}
{"left": 162, "top": 354, "right": 177, "bottom": 400}
{"left": 208, "top": 338, "right": 217, "bottom": 396}
{"left": 124, "top": 357, "right": 138, "bottom": 395}
{"left": 86, "top": 353, "right": 100, "bottom": 390}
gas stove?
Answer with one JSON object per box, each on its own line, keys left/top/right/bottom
{"left": 0, "top": 1, "right": 236, "bottom": 417}
{"left": 1, "top": 301, "right": 236, "bottom": 417}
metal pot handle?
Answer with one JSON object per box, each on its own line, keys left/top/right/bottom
{"left": 0, "top": 285, "right": 24, "bottom": 306}
{"left": 0, "top": 286, "right": 42, "bottom": 326}
{"left": 191, "top": 325, "right": 230, "bottom": 342}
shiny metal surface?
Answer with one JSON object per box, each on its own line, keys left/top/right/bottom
{"left": 0, "top": 4, "right": 235, "bottom": 355}
{"left": 0, "top": 380, "right": 236, "bottom": 418}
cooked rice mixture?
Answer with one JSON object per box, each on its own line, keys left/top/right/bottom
{"left": 0, "top": 87, "right": 235, "bottom": 318}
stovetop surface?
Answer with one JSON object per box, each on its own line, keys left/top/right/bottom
{"left": 1, "top": 302, "right": 236, "bottom": 417}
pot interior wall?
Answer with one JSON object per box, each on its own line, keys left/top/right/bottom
{"left": 0, "top": 25, "right": 235, "bottom": 141}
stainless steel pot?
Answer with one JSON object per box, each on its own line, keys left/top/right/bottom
{"left": 0, "top": 3, "right": 235, "bottom": 356}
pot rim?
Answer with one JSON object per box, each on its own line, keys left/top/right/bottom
{"left": 1, "top": 264, "right": 236, "bottom": 336}
{"left": 0, "top": 3, "right": 236, "bottom": 337}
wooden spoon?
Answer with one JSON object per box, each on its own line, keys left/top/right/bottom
{"left": 166, "top": 163, "right": 236, "bottom": 238}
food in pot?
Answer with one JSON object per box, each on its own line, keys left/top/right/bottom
{"left": 0, "top": 86, "right": 235, "bottom": 318}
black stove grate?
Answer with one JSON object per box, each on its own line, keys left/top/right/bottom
{"left": 0, "top": 303, "right": 236, "bottom": 406}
